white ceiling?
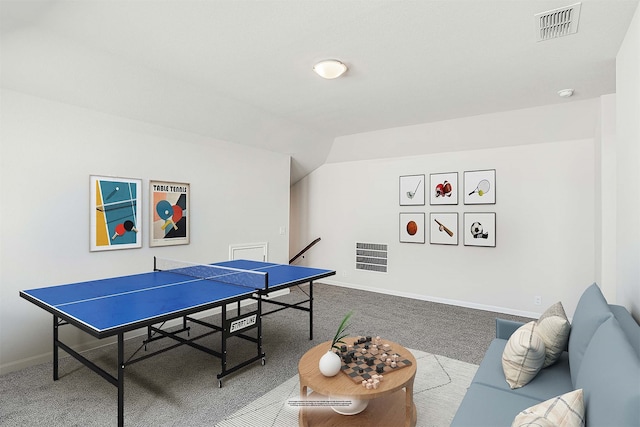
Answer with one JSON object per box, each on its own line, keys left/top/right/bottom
{"left": 1, "top": 1, "right": 638, "bottom": 183}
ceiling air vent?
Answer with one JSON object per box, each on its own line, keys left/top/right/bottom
{"left": 535, "top": 2, "right": 581, "bottom": 42}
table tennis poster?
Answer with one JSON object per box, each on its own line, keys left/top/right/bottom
{"left": 90, "top": 175, "right": 142, "bottom": 251}
{"left": 149, "top": 180, "right": 189, "bottom": 247}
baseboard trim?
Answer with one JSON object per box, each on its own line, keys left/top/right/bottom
{"left": 321, "top": 279, "right": 540, "bottom": 319}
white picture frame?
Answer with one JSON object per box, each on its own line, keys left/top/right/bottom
{"left": 430, "top": 212, "right": 458, "bottom": 245}
{"left": 399, "top": 175, "right": 425, "bottom": 206}
{"left": 90, "top": 175, "right": 142, "bottom": 251}
{"left": 464, "top": 169, "right": 496, "bottom": 205}
{"left": 400, "top": 212, "right": 425, "bottom": 243}
{"left": 150, "top": 180, "right": 190, "bottom": 247}
{"left": 463, "top": 212, "right": 496, "bottom": 247}
{"left": 430, "top": 172, "right": 458, "bottom": 205}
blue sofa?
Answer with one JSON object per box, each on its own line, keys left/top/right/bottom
{"left": 451, "top": 283, "right": 640, "bottom": 426}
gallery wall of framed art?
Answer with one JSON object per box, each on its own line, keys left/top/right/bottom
{"left": 90, "top": 176, "right": 190, "bottom": 251}
{"left": 398, "top": 169, "right": 496, "bottom": 247}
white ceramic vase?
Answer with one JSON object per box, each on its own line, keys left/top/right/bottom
{"left": 318, "top": 350, "right": 342, "bottom": 376}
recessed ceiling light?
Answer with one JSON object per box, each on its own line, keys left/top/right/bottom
{"left": 313, "top": 60, "right": 348, "bottom": 79}
{"left": 557, "top": 89, "right": 574, "bottom": 98}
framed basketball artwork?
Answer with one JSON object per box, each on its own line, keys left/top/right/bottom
{"left": 399, "top": 212, "right": 425, "bottom": 243}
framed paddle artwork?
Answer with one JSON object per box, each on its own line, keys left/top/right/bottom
{"left": 149, "top": 180, "right": 190, "bottom": 247}
{"left": 90, "top": 175, "right": 142, "bottom": 251}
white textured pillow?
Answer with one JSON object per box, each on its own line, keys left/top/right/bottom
{"left": 512, "top": 389, "right": 585, "bottom": 427}
{"left": 537, "top": 301, "right": 571, "bottom": 367}
{"left": 502, "top": 321, "right": 546, "bottom": 389}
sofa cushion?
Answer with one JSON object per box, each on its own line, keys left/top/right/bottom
{"left": 496, "top": 318, "right": 526, "bottom": 340}
{"left": 575, "top": 317, "right": 640, "bottom": 427}
{"left": 474, "top": 339, "right": 573, "bottom": 401}
{"left": 512, "top": 389, "right": 585, "bottom": 427}
{"left": 450, "top": 383, "right": 543, "bottom": 427}
{"left": 502, "top": 322, "right": 546, "bottom": 389}
{"left": 536, "top": 301, "right": 571, "bottom": 368}
{"left": 610, "top": 304, "right": 640, "bottom": 358}
{"left": 568, "top": 283, "right": 612, "bottom": 385}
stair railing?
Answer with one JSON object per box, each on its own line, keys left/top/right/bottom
{"left": 289, "top": 237, "right": 321, "bottom": 264}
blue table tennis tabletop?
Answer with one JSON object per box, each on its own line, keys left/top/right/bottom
{"left": 20, "top": 258, "right": 335, "bottom": 427}
{"left": 21, "top": 259, "right": 334, "bottom": 337}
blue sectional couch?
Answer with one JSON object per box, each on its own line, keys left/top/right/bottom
{"left": 451, "top": 283, "right": 640, "bottom": 426}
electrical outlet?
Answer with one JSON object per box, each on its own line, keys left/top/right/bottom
{"left": 534, "top": 296, "right": 542, "bottom": 305}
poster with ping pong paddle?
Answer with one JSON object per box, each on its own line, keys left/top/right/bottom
{"left": 90, "top": 175, "right": 142, "bottom": 251}
{"left": 149, "top": 180, "right": 189, "bottom": 247}
{"left": 399, "top": 212, "right": 425, "bottom": 244}
{"left": 464, "top": 169, "right": 496, "bottom": 205}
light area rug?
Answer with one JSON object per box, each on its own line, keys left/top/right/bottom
{"left": 215, "top": 349, "right": 478, "bottom": 427}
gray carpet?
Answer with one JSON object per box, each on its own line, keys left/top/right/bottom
{"left": 0, "top": 283, "right": 532, "bottom": 426}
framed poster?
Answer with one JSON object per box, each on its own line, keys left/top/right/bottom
{"left": 400, "top": 212, "right": 425, "bottom": 243}
{"left": 464, "top": 212, "right": 496, "bottom": 247}
{"left": 399, "top": 174, "right": 425, "bottom": 206}
{"left": 90, "top": 175, "right": 142, "bottom": 251}
{"left": 430, "top": 172, "right": 458, "bottom": 205}
{"left": 464, "top": 169, "right": 496, "bottom": 204}
{"left": 429, "top": 212, "right": 458, "bottom": 245}
{"left": 150, "top": 181, "right": 190, "bottom": 247}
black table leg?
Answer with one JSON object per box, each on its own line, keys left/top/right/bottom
{"left": 118, "top": 333, "right": 124, "bottom": 427}
{"left": 53, "top": 316, "right": 59, "bottom": 381}
{"left": 309, "top": 281, "right": 314, "bottom": 340}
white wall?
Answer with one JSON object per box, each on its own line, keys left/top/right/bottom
{"left": 594, "top": 94, "right": 617, "bottom": 303}
{"left": 616, "top": 4, "right": 640, "bottom": 317}
{"left": 292, "top": 102, "right": 600, "bottom": 319}
{"left": 0, "top": 89, "right": 291, "bottom": 374}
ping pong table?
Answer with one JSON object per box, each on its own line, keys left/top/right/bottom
{"left": 19, "top": 258, "right": 335, "bottom": 427}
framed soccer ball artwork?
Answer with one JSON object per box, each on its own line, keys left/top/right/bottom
{"left": 463, "top": 212, "right": 496, "bottom": 247}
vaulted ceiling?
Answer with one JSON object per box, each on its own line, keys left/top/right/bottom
{"left": 2, "top": 1, "right": 638, "bottom": 183}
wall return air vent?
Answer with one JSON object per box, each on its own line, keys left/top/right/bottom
{"left": 355, "top": 242, "right": 388, "bottom": 273}
{"left": 535, "top": 2, "right": 581, "bottom": 41}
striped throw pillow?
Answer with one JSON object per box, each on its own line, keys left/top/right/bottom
{"left": 502, "top": 321, "right": 546, "bottom": 389}
{"left": 537, "top": 301, "right": 571, "bottom": 367}
{"left": 512, "top": 389, "right": 585, "bottom": 427}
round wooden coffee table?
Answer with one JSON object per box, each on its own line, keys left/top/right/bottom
{"left": 298, "top": 338, "right": 417, "bottom": 427}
